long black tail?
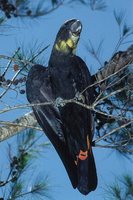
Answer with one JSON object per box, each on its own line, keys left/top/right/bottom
{"left": 77, "top": 149, "right": 97, "bottom": 195}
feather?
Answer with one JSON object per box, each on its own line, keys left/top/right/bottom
{"left": 26, "top": 19, "right": 97, "bottom": 195}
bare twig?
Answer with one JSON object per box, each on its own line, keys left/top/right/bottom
{"left": 0, "top": 121, "right": 42, "bottom": 131}
{"left": 95, "top": 120, "right": 133, "bottom": 143}
{"left": 94, "top": 86, "right": 127, "bottom": 106}
{"left": 95, "top": 144, "right": 133, "bottom": 153}
{"left": 0, "top": 68, "right": 23, "bottom": 99}
{"left": 81, "top": 63, "right": 132, "bottom": 95}
{"left": 2, "top": 47, "right": 20, "bottom": 77}
{"left": 0, "top": 55, "right": 34, "bottom": 66}
{"left": 0, "top": 101, "right": 54, "bottom": 114}
{"left": 0, "top": 45, "right": 50, "bottom": 67}
{"left": 0, "top": 45, "right": 50, "bottom": 98}
{"left": 0, "top": 96, "right": 132, "bottom": 121}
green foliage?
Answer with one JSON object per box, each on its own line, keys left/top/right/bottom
{"left": 26, "top": 176, "right": 51, "bottom": 199}
{"left": 75, "top": 0, "right": 107, "bottom": 11}
{"left": 113, "top": 10, "right": 133, "bottom": 53}
{"left": 0, "top": 129, "right": 51, "bottom": 200}
{"left": 89, "top": 0, "right": 107, "bottom": 11}
{"left": 105, "top": 174, "right": 133, "bottom": 200}
{"left": 0, "top": 0, "right": 62, "bottom": 19}
{"left": 114, "top": 10, "right": 126, "bottom": 26}
{"left": 0, "top": 43, "right": 50, "bottom": 96}
{"left": 14, "top": 43, "right": 50, "bottom": 71}
{"left": 84, "top": 10, "right": 133, "bottom": 156}
{"left": 94, "top": 55, "right": 133, "bottom": 155}
{"left": 85, "top": 39, "right": 104, "bottom": 66}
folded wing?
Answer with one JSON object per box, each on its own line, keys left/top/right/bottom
{"left": 26, "top": 64, "right": 78, "bottom": 188}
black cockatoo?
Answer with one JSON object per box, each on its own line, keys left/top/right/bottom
{"left": 26, "top": 19, "right": 97, "bottom": 195}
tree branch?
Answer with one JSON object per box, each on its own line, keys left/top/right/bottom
{"left": 0, "top": 96, "right": 132, "bottom": 142}
{"left": 95, "top": 45, "right": 133, "bottom": 83}
{"left": 0, "top": 112, "right": 38, "bottom": 142}
{"left": 81, "top": 45, "right": 133, "bottom": 95}
{"left": 0, "top": 45, "right": 132, "bottom": 145}
{"left": 95, "top": 120, "right": 133, "bottom": 143}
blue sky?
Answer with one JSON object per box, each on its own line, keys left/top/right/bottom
{"left": 0, "top": 0, "right": 133, "bottom": 199}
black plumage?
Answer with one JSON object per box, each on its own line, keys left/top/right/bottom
{"left": 26, "top": 19, "right": 97, "bottom": 195}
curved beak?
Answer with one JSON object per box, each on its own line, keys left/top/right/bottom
{"left": 70, "top": 20, "right": 82, "bottom": 36}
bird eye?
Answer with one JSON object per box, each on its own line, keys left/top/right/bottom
{"left": 70, "top": 23, "right": 82, "bottom": 37}
{"left": 72, "top": 30, "right": 80, "bottom": 37}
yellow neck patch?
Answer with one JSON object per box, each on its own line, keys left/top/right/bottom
{"left": 55, "top": 39, "right": 76, "bottom": 54}
{"left": 66, "top": 39, "right": 74, "bottom": 48}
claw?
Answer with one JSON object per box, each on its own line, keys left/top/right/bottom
{"left": 54, "top": 97, "right": 66, "bottom": 107}
{"left": 74, "top": 92, "right": 85, "bottom": 103}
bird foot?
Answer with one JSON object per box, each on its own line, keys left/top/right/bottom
{"left": 74, "top": 92, "right": 85, "bottom": 103}
{"left": 54, "top": 97, "right": 66, "bottom": 107}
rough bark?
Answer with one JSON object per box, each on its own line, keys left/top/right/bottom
{"left": 0, "top": 112, "right": 38, "bottom": 142}
{"left": 95, "top": 45, "right": 133, "bottom": 83}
